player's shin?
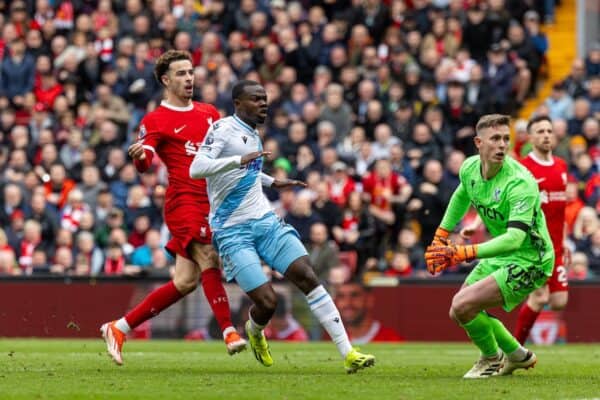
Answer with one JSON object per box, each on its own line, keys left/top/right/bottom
{"left": 200, "top": 267, "right": 234, "bottom": 332}
{"left": 486, "top": 312, "right": 528, "bottom": 361}
{"left": 124, "top": 280, "right": 184, "bottom": 329}
{"left": 461, "top": 312, "right": 500, "bottom": 358}
{"left": 306, "top": 285, "right": 352, "bottom": 358}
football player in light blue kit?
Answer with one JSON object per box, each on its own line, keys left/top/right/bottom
{"left": 189, "top": 80, "right": 375, "bottom": 373}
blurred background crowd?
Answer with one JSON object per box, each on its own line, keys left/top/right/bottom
{"left": 0, "top": 0, "right": 598, "bottom": 286}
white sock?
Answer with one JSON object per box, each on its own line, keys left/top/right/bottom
{"left": 248, "top": 311, "right": 266, "bottom": 336}
{"left": 306, "top": 285, "right": 352, "bottom": 358}
{"left": 115, "top": 317, "right": 131, "bottom": 334}
{"left": 508, "top": 346, "right": 528, "bottom": 362}
{"left": 222, "top": 326, "right": 236, "bottom": 339}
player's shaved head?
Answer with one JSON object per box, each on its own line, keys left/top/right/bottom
{"left": 475, "top": 114, "right": 511, "bottom": 136}
{"left": 232, "top": 79, "right": 261, "bottom": 101}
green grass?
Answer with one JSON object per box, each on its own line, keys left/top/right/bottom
{"left": 0, "top": 340, "right": 599, "bottom": 399}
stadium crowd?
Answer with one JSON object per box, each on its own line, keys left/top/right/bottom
{"left": 0, "top": 0, "right": 598, "bottom": 284}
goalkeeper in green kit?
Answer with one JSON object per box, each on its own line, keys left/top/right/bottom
{"left": 425, "top": 114, "right": 554, "bottom": 379}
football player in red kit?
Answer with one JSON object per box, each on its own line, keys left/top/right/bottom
{"left": 100, "top": 50, "right": 246, "bottom": 365}
{"left": 514, "top": 115, "right": 569, "bottom": 344}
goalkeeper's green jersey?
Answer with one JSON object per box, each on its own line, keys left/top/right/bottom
{"left": 442, "top": 155, "right": 553, "bottom": 273}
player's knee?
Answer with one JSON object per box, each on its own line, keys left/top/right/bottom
{"left": 550, "top": 297, "right": 568, "bottom": 311}
{"left": 286, "top": 258, "right": 319, "bottom": 294}
{"left": 450, "top": 292, "right": 472, "bottom": 323}
{"left": 173, "top": 277, "right": 198, "bottom": 295}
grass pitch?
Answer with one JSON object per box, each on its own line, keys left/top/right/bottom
{"left": 0, "top": 340, "right": 599, "bottom": 399}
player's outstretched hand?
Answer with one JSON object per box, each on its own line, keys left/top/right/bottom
{"left": 128, "top": 142, "right": 146, "bottom": 160}
{"left": 241, "top": 151, "right": 271, "bottom": 165}
{"left": 272, "top": 179, "right": 308, "bottom": 190}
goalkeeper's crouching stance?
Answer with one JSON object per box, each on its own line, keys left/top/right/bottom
{"left": 425, "top": 114, "right": 554, "bottom": 379}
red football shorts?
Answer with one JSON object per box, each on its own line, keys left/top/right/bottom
{"left": 163, "top": 198, "right": 212, "bottom": 259}
{"left": 547, "top": 249, "right": 568, "bottom": 293}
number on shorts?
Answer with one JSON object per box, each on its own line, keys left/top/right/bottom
{"left": 556, "top": 265, "right": 567, "bottom": 284}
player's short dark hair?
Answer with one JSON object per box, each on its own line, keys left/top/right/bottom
{"left": 526, "top": 115, "right": 553, "bottom": 133}
{"left": 153, "top": 50, "right": 192, "bottom": 87}
{"left": 475, "top": 114, "right": 511, "bottom": 136}
{"left": 232, "top": 79, "right": 261, "bottom": 101}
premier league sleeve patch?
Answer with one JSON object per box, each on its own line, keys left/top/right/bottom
{"left": 138, "top": 124, "right": 147, "bottom": 140}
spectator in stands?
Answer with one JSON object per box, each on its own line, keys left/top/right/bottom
{"left": 128, "top": 214, "right": 151, "bottom": 249}
{"left": 28, "top": 191, "right": 58, "bottom": 249}
{"left": 18, "top": 219, "right": 43, "bottom": 274}
{"left": 0, "top": 37, "right": 35, "bottom": 109}
{"left": 60, "top": 189, "right": 90, "bottom": 233}
{"left": 568, "top": 98, "right": 591, "bottom": 136}
{"left": 483, "top": 43, "right": 516, "bottom": 113}
{"left": 572, "top": 207, "right": 600, "bottom": 249}
{"left": 587, "top": 75, "right": 600, "bottom": 117}
{"left": 78, "top": 166, "right": 107, "bottom": 211}
{"left": 407, "top": 159, "right": 453, "bottom": 246}
{"left": 563, "top": 59, "right": 589, "bottom": 99}
{"left": 285, "top": 190, "right": 322, "bottom": 244}
{"left": 0, "top": 228, "right": 16, "bottom": 275}
{"left": 332, "top": 191, "right": 377, "bottom": 272}
{"left": 333, "top": 280, "right": 404, "bottom": 343}
{"left": 1, "top": 183, "right": 29, "bottom": 227}
{"left": 307, "top": 222, "right": 340, "bottom": 284}
{"left": 580, "top": 228, "right": 600, "bottom": 274}
{"left": 312, "top": 181, "right": 343, "bottom": 236}
{"left": 44, "top": 163, "right": 76, "bottom": 210}
{"left": 130, "top": 228, "right": 162, "bottom": 268}
{"left": 545, "top": 82, "right": 574, "bottom": 121}
{"left": 569, "top": 252, "right": 591, "bottom": 280}
{"left": 320, "top": 83, "right": 353, "bottom": 142}
{"left": 74, "top": 231, "right": 103, "bottom": 276}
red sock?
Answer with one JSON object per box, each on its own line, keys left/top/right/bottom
{"left": 201, "top": 268, "right": 233, "bottom": 333}
{"left": 514, "top": 303, "right": 541, "bottom": 345}
{"left": 125, "top": 281, "right": 183, "bottom": 329}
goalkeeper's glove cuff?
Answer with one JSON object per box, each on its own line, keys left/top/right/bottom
{"left": 433, "top": 227, "right": 451, "bottom": 245}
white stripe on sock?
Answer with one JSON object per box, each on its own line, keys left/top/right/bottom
{"left": 306, "top": 285, "right": 353, "bottom": 358}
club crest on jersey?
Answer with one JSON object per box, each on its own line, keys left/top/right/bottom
{"left": 138, "top": 124, "right": 147, "bottom": 140}
{"left": 493, "top": 188, "right": 502, "bottom": 202}
{"left": 205, "top": 133, "right": 214, "bottom": 145}
{"left": 200, "top": 226, "right": 207, "bottom": 237}
{"left": 242, "top": 135, "right": 248, "bottom": 144}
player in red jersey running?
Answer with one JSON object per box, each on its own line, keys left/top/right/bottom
{"left": 513, "top": 115, "right": 568, "bottom": 344}
{"left": 100, "top": 50, "right": 246, "bottom": 365}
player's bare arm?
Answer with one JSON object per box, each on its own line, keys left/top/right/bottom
{"left": 271, "top": 179, "right": 308, "bottom": 190}
{"left": 240, "top": 151, "right": 271, "bottom": 165}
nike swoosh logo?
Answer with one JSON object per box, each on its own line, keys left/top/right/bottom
{"left": 535, "top": 178, "right": 546, "bottom": 183}
{"left": 174, "top": 125, "right": 186, "bottom": 134}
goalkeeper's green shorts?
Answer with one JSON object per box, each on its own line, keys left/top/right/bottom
{"left": 465, "top": 257, "right": 553, "bottom": 311}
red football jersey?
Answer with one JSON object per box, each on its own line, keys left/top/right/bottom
{"left": 521, "top": 153, "right": 568, "bottom": 253}
{"left": 135, "top": 101, "right": 220, "bottom": 208}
